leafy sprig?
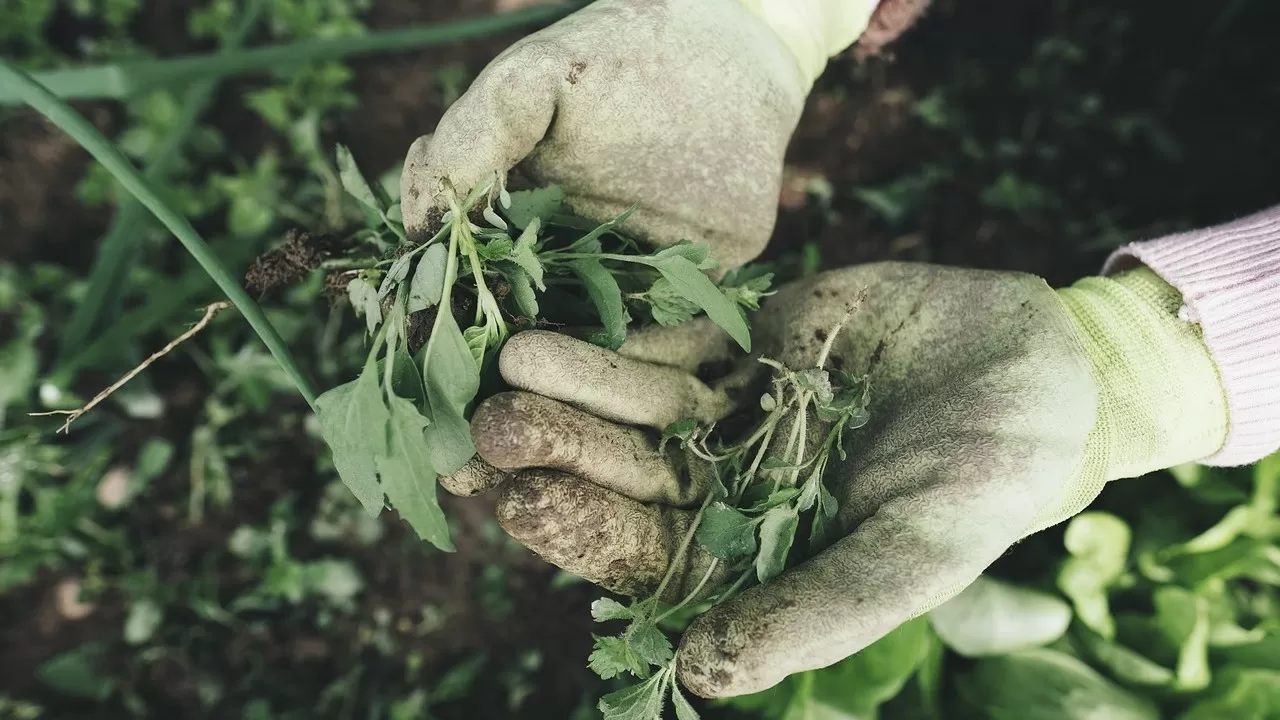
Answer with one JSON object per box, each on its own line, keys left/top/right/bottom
{"left": 589, "top": 305, "right": 871, "bottom": 719}
{"left": 314, "top": 146, "right": 773, "bottom": 551}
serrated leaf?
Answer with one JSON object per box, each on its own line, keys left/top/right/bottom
{"left": 336, "top": 144, "right": 383, "bottom": 212}
{"left": 316, "top": 358, "right": 388, "bottom": 516}
{"left": 591, "top": 598, "right": 636, "bottom": 623}
{"left": 648, "top": 276, "right": 702, "bottom": 326}
{"left": 505, "top": 186, "right": 564, "bottom": 229}
{"left": 671, "top": 683, "right": 700, "bottom": 720}
{"left": 569, "top": 258, "right": 626, "bottom": 350}
{"left": 408, "top": 243, "right": 448, "bottom": 313}
{"left": 629, "top": 623, "right": 674, "bottom": 669}
{"left": 377, "top": 395, "right": 454, "bottom": 551}
{"left": 599, "top": 672, "right": 667, "bottom": 720}
{"left": 756, "top": 507, "right": 799, "bottom": 583}
{"left": 723, "top": 270, "right": 774, "bottom": 311}
{"left": 346, "top": 277, "right": 383, "bottom": 336}
{"left": 477, "top": 236, "right": 513, "bottom": 261}
{"left": 698, "top": 503, "right": 759, "bottom": 558}
{"left": 422, "top": 308, "right": 479, "bottom": 475}
{"left": 511, "top": 217, "right": 545, "bottom": 290}
{"left": 589, "top": 636, "right": 648, "bottom": 680}
{"left": 794, "top": 369, "right": 834, "bottom": 405}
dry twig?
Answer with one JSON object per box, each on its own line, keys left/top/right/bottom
{"left": 30, "top": 301, "right": 233, "bottom": 432}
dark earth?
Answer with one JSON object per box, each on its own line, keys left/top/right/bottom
{"left": 2, "top": 0, "right": 1279, "bottom": 717}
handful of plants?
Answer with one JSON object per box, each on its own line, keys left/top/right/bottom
{"left": 319, "top": 147, "right": 869, "bottom": 719}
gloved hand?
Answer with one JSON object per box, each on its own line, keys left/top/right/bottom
{"left": 399, "top": 0, "right": 882, "bottom": 270}
{"left": 466, "top": 261, "right": 1229, "bottom": 697}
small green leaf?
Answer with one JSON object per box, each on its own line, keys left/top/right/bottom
{"left": 759, "top": 393, "right": 776, "bottom": 412}
{"left": 599, "top": 672, "right": 667, "bottom": 720}
{"left": 1153, "top": 586, "right": 1211, "bottom": 692}
{"left": 629, "top": 622, "right": 674, "bottom": 669}
{"left": 37, "top": 643, "right": 114, "bottom": 701}
{"left": 589, "top": 636, "right": 648, "bottom": 680}
{"left": 671, "top": 683, "right": 701, "bottom": 720}
{"left": 591, "top": 598, "right": 636, "bottom": 623}
{"left": 928, "top": 575, "right": 1071, "bottom": 657}
{"left": 508, "top": 267, "right": 539, "bottom": 318}
{"left": 659, "top": 418, "right": 698, "bottom": 452}
{"left": 569, "top": 258, "right": 627, "bottom": 350}
{"left": 377, "top": 395, "right": 454, "bottom": 551}
{"left": 505, "top": 186, "right": 564, "bottom": 229}
{"left": 756, "top": 507, "right": 798, "bottom": 582}
{"left": 346, "top": 277, "right": 383, "bottom": 336}
{"left": 511, "top": 217, "right": 545, "bottom": 290}
{"left": 648, "top": 277, "right": 702, "bottom": 327}
{"left": 1180, "top": 667, "right": 1280, "bottom": 720}
{"left": 408, "top": 243, "right": 448, "bottom": 314}
{"left": 567, "top": 206, "right": 636, "bottom": 253}
{"left": 722, "top": 269, "right": 774, "bottom": 311}
{"left": 1058, "top": 511, "right": 1131, "bottom": 639}
{"left": 645, "top": 255, "right": 750, "bottom": 352}
{"left": 124, "top": 599, "right": 163, "bottom": 645}
{"left": 794, "top": 369, "right": 834, "bottom": 405}
{"left": 654, "top": 240, "right": 713, "bottom": 269}
{"left": 316, "top": 358, "right": 389, "bottom": 516}
{"left": 335, "top": 144, "right": 383, "bottom": 213}
{"left": 388, "top": 348, "right": 426, "bottom": 406}
{"left": 462, "top": 325, "right": 487, "bottom": 370}
{"left": 476, "top": 235, "right": 513, "bottom": 261}
{"left": 422, "top": 308, "right": 479, "bottom": 475}
{"left": 698, "top": 503, "right": 759, "bottom": 558}
{"left": 379, "top": 252, "right": 414, "bottom": 298}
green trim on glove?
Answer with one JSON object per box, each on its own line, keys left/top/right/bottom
{"left": 1034, "top": 268, "right": 1229, "bottom": 530}
{"left": 735, "top": 0, "right": 880, "bottom": 86}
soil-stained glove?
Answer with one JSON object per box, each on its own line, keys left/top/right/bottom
{"left": 399, "top": 0, "right": 881, "bottom": 270}
{"left": 468, "top": 261, "right": 1229, "bottom": 697}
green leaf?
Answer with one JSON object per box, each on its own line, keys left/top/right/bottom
{"left": 567, "top": 206, "right": 636, "bottom": 253}
{"left": 959, "top": 648, "right": 1159, "bottom": 720}
{"left": 511, "top": 217, "right": 545, "bottom": 290}
{"left": 377, "top": 395, "right": 454, "bottom": 551}
{"left": 794, "top": 617, "right": 934, "bottom": 716}
{"left": 794, "top": 369, "right": 834, "bottom": 405}
{"left": 422, "top": 308, "right": 479, "bottom": 475}
{"left": 37, "top": 643, "right": 114, "bottom": 701}
{"left": 1180, "top": 667, "right": 1280, "bottom": 720}
{"left": 568, "top": 258, "right": 626, "bottom": 350}
{"left": 756, "top": 507, "right": 798, "bottom": 583}
{"left": 335, "top": 144, "right": 383, "bottom": 213}
{"left": 462, "top": 325, "right": 488, "bottom": 370}
{"left": 659, "top": 418, "right": 698, "bottom": 453}
{"left": 477, "top": 235, "right": 513, "bottom": 261}
{"left": 508, "top": 267, "right": 539, "bottom": 318}
{"left": 1078, "top": 630, "right": 1175, "bottom": 687}
{"left": 671, "top": 684, "right": 700, "bottom": 720}
{"left": 646, "top": 255, "right": 750, "bottom": 352}
{"left": 388, "top": 348, "right": 426, "bottom": 406}
{"left": 653, "top": 240, "right": 713, "bottom": 269}
{"left": 346, "top": 277, "right": 383, "bottom": 336}
{"left": 1153, "top": 586, "right": 1211, "bottom": 691}
{"left": 1058, "top": 511, "right": 1131, "bottom": 639}
{"left": 408, "top": 243, "right": 448, "bottom": 314}
{"left": 315, "top": 358, "right": 388, "bottom": 516}
{"left": 648, "top": 276, "right": 702, "bottom": 327}
{"left": 505, "top": 186, "right": 564, "bottom": 230}
{"left": 591, "top": 598, "right": 636, "bottom": 623}
{"left": 697, "top": 503, "right": 759, "bottom": 558}
{"left": 629, "top": 623, "right": 674, "bottom": 669}
{"left": 379, "top": 252, "right": 414, "bottom": 298}
{"left": 928, "top": 575, "right": 1071, "bottom": 657}
{"left": 589, "top": 636, "right": 648, "bottom": 680}
{"left": 722, "top": 269, "right": 774, "bottom": 311}
{"left": 599, "top": 672, "right": 667, "bottom": 720}
{"left": 123, "top": 599, "right": 163, "bottom": 645}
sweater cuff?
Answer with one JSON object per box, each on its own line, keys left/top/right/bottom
{"left": 1103, "top": 206, "right": 1280, "bottom": 467}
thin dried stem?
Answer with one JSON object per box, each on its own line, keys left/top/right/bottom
{"left": 31, "top": 301, "right": 233, "bottom": 432}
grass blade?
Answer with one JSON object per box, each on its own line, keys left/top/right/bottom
{"left": 0, "top": 5, "right": 578, "bottom": 105}
{"left": 0, "top": 60, "right": 318, "bottom": 409}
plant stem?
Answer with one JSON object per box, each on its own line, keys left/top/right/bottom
{"left": 0, "top": 60, "right": 319, "bottom": 409}
{"left": 649, "top": 492, "right": 716, "bottom": 612}
{"left": 655, "top": 558, "right": 720, "bottom": 625}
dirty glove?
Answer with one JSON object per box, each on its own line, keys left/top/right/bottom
{"left": 467, "top": 261, "right": 1228, "bottom": 697}
{"left": 400, "top": 0, "right": 881, "bottom": 270}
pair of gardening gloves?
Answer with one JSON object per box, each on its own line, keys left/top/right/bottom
{"left": 399, "top": 0, "right": 1229, "bottom": 698}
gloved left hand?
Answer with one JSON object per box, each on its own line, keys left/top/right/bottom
{"left": 464, "top": 261, "right": 1228, "bottom": 697}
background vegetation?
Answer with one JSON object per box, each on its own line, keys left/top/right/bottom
{"left": 1, "top": 0, "right": 1278, "bottom": 717}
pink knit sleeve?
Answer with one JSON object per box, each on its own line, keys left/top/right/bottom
{"left": 1103, "top": 206, "right": 1280, "bottom": 467}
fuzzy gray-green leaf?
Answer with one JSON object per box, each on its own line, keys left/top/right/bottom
{"left": 315, "top": 358, "right": 388, "bottom": 516}
{"left": 377, "top": 395, "right": 453, "bottom": 551}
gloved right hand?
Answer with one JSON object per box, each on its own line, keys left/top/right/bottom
{"left": 460, "top": 261, "right": 1229, "bottom": 698}
{"left": 400, "top": 0, "right": 883, "bottom": 271}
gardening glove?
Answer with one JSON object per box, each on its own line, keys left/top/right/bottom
{"left": 400, "top": 0, "right": 884, "bottom": 271}
{"left": 468, "top": 261, "right": 1229, "bottom": 698}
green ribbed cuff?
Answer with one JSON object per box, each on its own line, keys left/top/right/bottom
{"left": 1058, "top": 267, "right": 1229, "bottom": 487}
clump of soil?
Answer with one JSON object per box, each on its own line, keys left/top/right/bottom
{"left": 244, "top": 229, "right": 341, "bottom": 297}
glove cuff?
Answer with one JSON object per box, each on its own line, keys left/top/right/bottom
{"left": 735, "top": 0, "right": 880, "bottom": 87}
{"left": 1057, "top": 268, "right": 1229, "bottom": 489}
